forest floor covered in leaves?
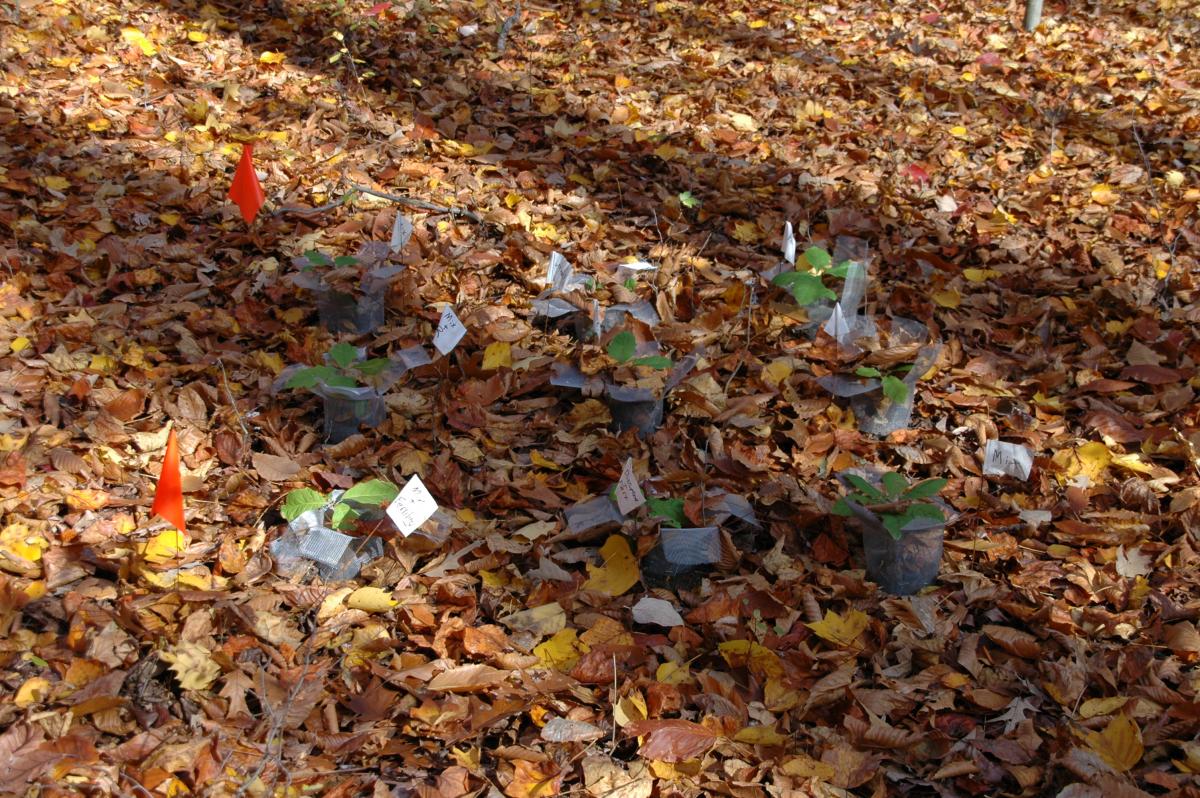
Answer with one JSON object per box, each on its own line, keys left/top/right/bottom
{"left": 2, "top": 0, "right": 1200, "bottom": 795}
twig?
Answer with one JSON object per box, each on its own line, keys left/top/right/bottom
{"left": 497, "top": 1, "right": 521, "bottom": 54}
{"left": 345, "top": 181, "right": 485, "bottom": 224}
{"left": 216, "top": 358, "right": 250, "bottom": 469}
{"left": 273, "top": 191, "right": 357, "bottom": 217}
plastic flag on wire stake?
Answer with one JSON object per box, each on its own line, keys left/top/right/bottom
{"left": 151, "top": 428, "right": 186, "bottom": 532}
{"left": 228, "top": 143, "right": 265, "bottom": 223}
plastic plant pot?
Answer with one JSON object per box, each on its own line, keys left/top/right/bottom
{"left": 849, "top": 388, "right": 916, "bottom": 436}
{"left": 316, "top": 288, "right": 386, "bottom": 335}
{"left": 860, "top": 519, "right": 945, "bottom": 595}
{"left": 605, "top": 384, "right": 664, "bottom": 437}
{"left": 321, "top": 392, "right": 386, "bottom": 444}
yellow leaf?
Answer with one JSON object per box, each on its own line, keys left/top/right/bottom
{"left": 806, "top": 608, "right": 869, "bottom": 647}
{"left": 1, "top": 523, "right": 46, "bottom": 562}
{"left": 1079, "top": 696, "right": 1130, "bottom": 719}
{"left": 614, "top": 75, "right": 631, "bottom": 89}
{"left": 733, "top": 220, "right": 762, "bottom": 243}
{"left": 139, "top": 529, "right": 187, "bottom": 564}
{"left": 161, "top": 641, "right": 221, "bottom": 690}
{"left": 531, "top": 222, "right": 559, "bottom": 242}
{"left": 949, "top": 125, "right": 969, "bottom": 138}
{"left": 482, "top": 341, "right": 512, "bottom": 370}
{"left": 613, "top": 690, "right": 647, "bottom": 727}
{"left": 653, "top": 142, "right": 678, "bottom": 160}
{"left": 656, "top": 660, "right": 692, "bottom": 685}
{"left": 1076, "top": 441, "right": 1112, "bottom": 482}
{"left": 40, "top": 175, "right": 70, "bottom": 191}
{"left": 187, "top": 31, "right": 208, "bottom": 43}
{"left": 761, "top": 358, "right": 794, "bottom": 387}
{"left": 530, "top": 451, "right": 561, "bottom": 470}
{"left": 88, "top": 353, "right": 118, "bottom": 374}
{"left": 1110, "top": 453, "right": 1152, "bottom": 474}
{"left": 87, "top": 118, "right": 111, "bottom": 132}
{"left": 121, "top": 27, "right": 158, "bottom": 56}
{"left": 255, "top": 351, "right": 285, "bottom": 374}
{"left": 504, "top": 191, "right": 523, "bottom": 208}
{"left": 719, "top": 639, "right": 784, "bottom": 678}
{"left": 259, "top": 51, "right": 287, "bottom": 64}
{"left": 1090, "top": 183, "right": 1119, "bottom": 206}
{"left": 932, "top": 288, "right": 961, "bottom": 308}
{"left": 1155, "top": 258, "right": 1171, "bottom": 279}
{"left": 1084, "top": 713, "right": 1143, "bottom": 772}
{"left": 533, "top": 628, "right": 588, "bottom": 671}
{"left": 961, "top": 70, "right": 976, "bottom": 82}
{"left": 15, "top": 677, "right": 52, "bottom": 708}
{"left": 748, "top": 19, "right": 767, "bottom": 28}
{"left": 963, "top": 268, "right": 1000, "bottom": 283}
{"left": 734, "top": 724, "right": 788, "bottom": 745}
{"left": 8, "top": 336, "right": 29, "bottom": 354}
{"left": 729, "top": 112, "right": 758, "bottom": 132}
{"left": 347, "top": 586, "right": 397, "bottom": 613}
{"left": 780, "top": 754, "right": 836, "bottom": 780}
{"left": 582, "top": 535, "right": 639, "bottom": 596}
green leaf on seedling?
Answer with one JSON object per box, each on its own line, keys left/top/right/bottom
{"left": 831, "top": 497, "right": 853, "bottom": 516}
{"left": 882, "top": 375, "right": 909, "bottom": 404}
{"left": 772, "top": 271, "right": 836, "bottom": 305}
{"left": 341, "top": 478, "right": 400, "bottom": 507}
{"left": 624, "top": 277, "right": 637, "bottom": 290}
{"left": 881, "top": 471, "right": 909, "bottom": 498}
{"left": 303, "top": 250, "right": 333, "bottom": 267}
{"left": 328, "top": 342, "right": 360, "bottom": 369}
{"left": 324, "top": 374, "right": 359, "bottom": 389}
{"left": 828, "top": 261, "right": 852, "bottom": 279}
{"left": 647, "top": 497, "right": 686, "bottom": 528}
{"left": 330, "top": 502, "right": 354, "bottom": 530}
{"left": 843, "top": 475, "right": 883, "bottom": 501}
{"left": 607, "top": 330, "right": 636, "bottom": 363}
{"left": 803, "top": 246, "right": 832, "bottom": 272}
{"left": 285, "top": 365, "right": 340, "bottom": 389}
{"left": 333, "top": 255, "right": 359, "bottom": 267}
{"left": 281, "top": 488, "right": 328, "bottom": 521}
{"left": 896, "top": 503, "right": 945, "bottom": 531}
{"left": 632, "top": 355, "right": 673, "bottom": 369}
{"left": 855, "top": 366, "right": 882, "bottom": 378}
{"left": 883, "top": 514, "right": 905, "bottom": 539}
{"left": 679, "top": 191, "right": 700, "bottom": 208}
{"left": 356, "top": 358, "right": 391, "bottom": 376}
{"left": 903, "top": 478, "right": 948, "bottom": 500}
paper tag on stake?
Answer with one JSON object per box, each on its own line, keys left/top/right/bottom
{"left": 433, "top": 306, "right": 467, "bottom": 356}
{"left": 386, "top": 475, "right": 438, "bottom": 536}
{"left": 982, "top": 440, "right": 1033, "bottom": 481}
{"left": 782, "top": 221, "right": 796, "bottom": 265}
{"left": 614, "top": 458, "right": 646, "bottom": 516}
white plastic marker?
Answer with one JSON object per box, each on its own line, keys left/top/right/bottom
{"left": 433, "top": 306, "right": 467, "bottom": 356}
{"left": 982, "top": 440, "right": 1033, "bottom": 481}
{"left": 390, "top": 213, "right": 414, "bottom": 253}
{"left": 782, "top": 221, "right": 796, "bottom": 265}
{"left": 614, "top": 457, "right": 646, "bottom": 516}
{"left": 823, "top": 301, "right": 849, "bottom": 342}
{"left": 386, "top": 475, "right": 439, "bottom": 536}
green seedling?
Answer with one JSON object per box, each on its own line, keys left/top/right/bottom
{"left": 607, "top": 330, "right": 673, "bottom": 369}
{"left": 646, "top": 497, "right": 686, "bottom": 528}
{"left": 281, "top": 478, "right": 399, "bottom": 531}
{"left": 285, "top": 342, "right": 392, "bottom": 390}
{"left": 832, "top": 471, "right": 947, "bottom": 540}
{"left": 771, "top": 245, "right": 852, "bottom": 305}
{"left": 678, "top": 191, "right": 700, "bottom": 209}
{"left": 853, "top": 365, "right": 914, "bottom": 404}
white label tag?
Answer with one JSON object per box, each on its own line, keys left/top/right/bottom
{"left": 386, "top": 475, "right": 438, "bottom": 536}
{"left": 982, "top": 440, "right": 1033, "bottom": 481}
{"left": 823, "top": 302, "right": 849, "bottom": 341}
{"left": 782, "top": 221, "right": 796, "bottom": 265}
{"left": 614, "top": 458, "right": 645, "bottom": 516}
{"left": 433, "top": 306, "right": 467, "bottom": 356}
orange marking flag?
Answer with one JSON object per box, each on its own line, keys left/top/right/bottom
{"left": 228, "top": 143, "right": 265, "bottom": 223}
{"left": 152, "top": 428, "right": 186, "bottom": 532}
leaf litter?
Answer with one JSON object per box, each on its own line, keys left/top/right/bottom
{"left": 0, "top": 0, "right": 1199, "bottom": 795}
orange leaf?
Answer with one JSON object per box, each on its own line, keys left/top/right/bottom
{"left": 625, "top": 719, "right": 720, "bottom": 762}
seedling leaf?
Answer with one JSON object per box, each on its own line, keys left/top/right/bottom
{"left": 803, "top": 246, "right": 832, "bottom": 272}
{"left": 855, "top": 366, "right": 882, "bottom": 378}
{"left": 843, "top": 475, "right": 884, "bottom": 500}
{"left": 333, "top": 255, "right": 359, "bottom": 267}
{"left": 356, "top": 358, "right": 392, "bottom": 376}
{"left": 632, "top": 355, "right": 673, "bottom": 369}
{"left": 286, "top": 365, "right": 340, "bottom": 390}
{"left": 303, "top": 250, "right": 333, "bottom": 267}
{"left": 328, "top": 342, "right": 360, "bottom": 369}
{"left": 679, "top": 191, "right": 700, "bottom": 208}
{"left": 882, "top": 375, "right": 909, "bottom": 404}
{"left": 903, "top": 478, "right": 947, "bottom": 500}
{"left": 647, "top": 497, "right": 687, "bottom": 528}
{"left": 881, "top": 471, "right": 909, "bottom": 498}
{"left": 772, "top": 271, "right": 836, "bottom": 305}
{"left": 607, "top": 330, "right": 636, "bottom": 363}
{"left": 281, "top": 488, "right": 327, "bottom": 521}
{"left": 341, "top": 478, "right": 400, "bottom": 507}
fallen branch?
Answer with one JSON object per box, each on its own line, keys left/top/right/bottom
{"left": 274, "top": 180, "right": 484, "bottom": 225}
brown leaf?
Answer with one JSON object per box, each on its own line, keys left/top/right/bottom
{"left": 251, "top": 451, "right": 301, "bottom": 482}
{"left": 427, "top": 664, "right": 508, "bottom": 692}
{"left": 624, "top": 719, "right": 720, "bottom": 762}
{"left": 982, "top": 625, "right": 1041, "bottom": 659}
